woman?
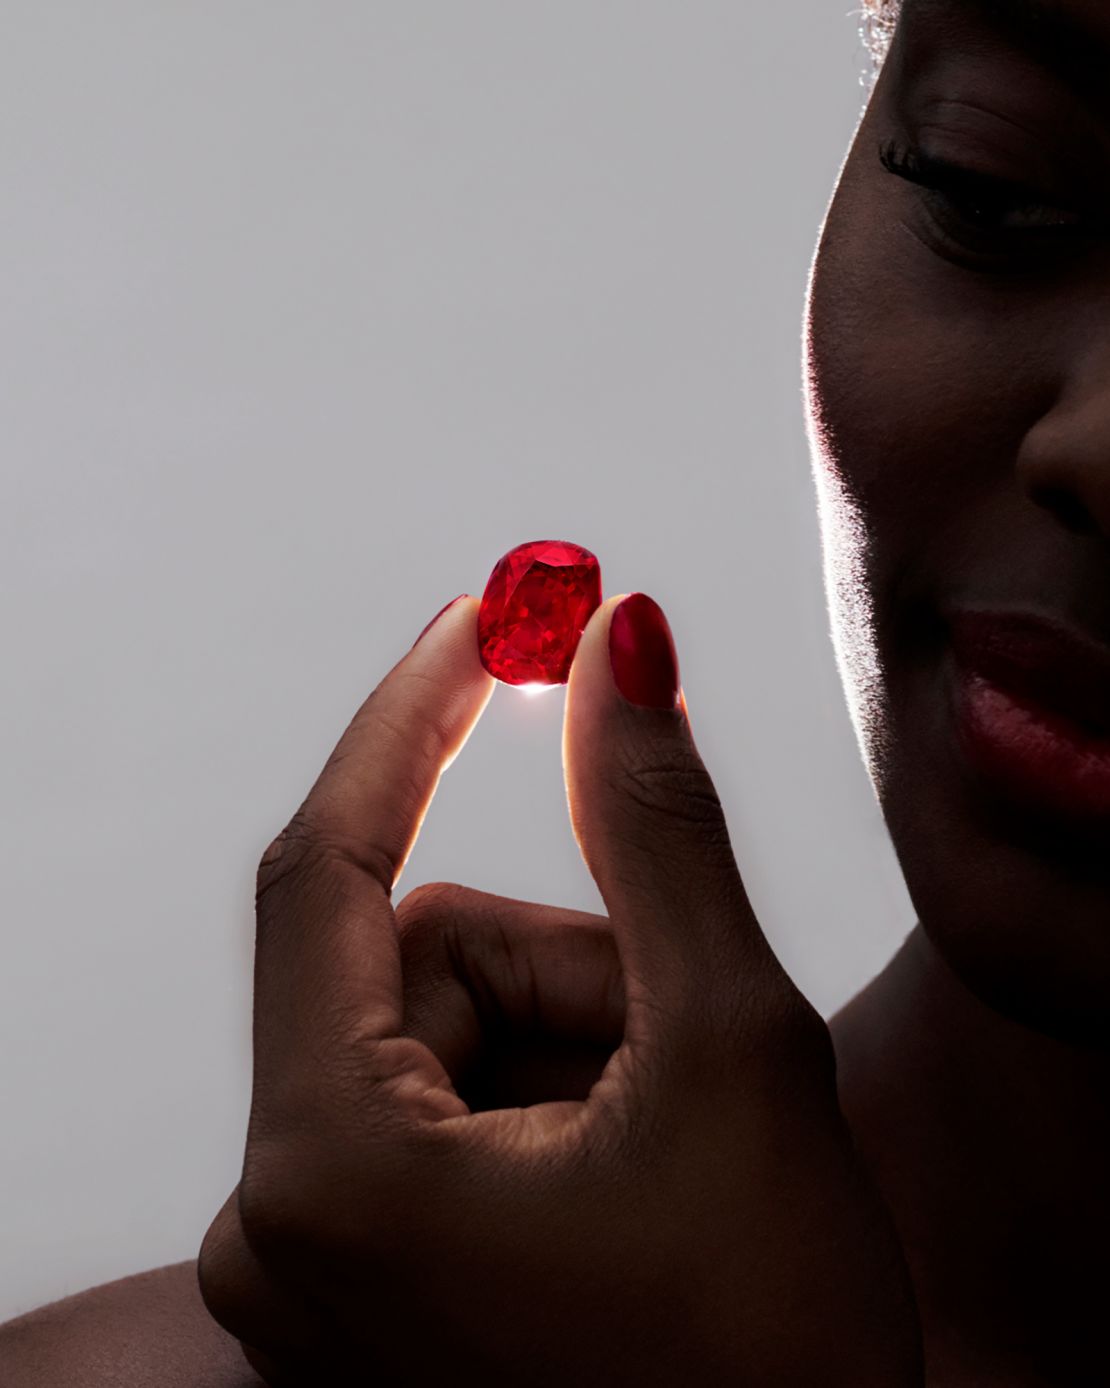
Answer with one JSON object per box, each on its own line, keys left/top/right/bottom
{"left": 4, "top": 1, "right": 1108, "bottom": 1381}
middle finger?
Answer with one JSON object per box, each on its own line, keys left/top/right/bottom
{"left": 395, "top": 883, "right": 626, "bottom": 1084}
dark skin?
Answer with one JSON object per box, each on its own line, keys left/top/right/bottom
{"left": 806, "top": 3, "right": 1110, "bottom": 1380}
{"left": 3, "top": 1, "right": 1109, "bottom": 1382}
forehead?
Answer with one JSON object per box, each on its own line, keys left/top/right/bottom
{"left": 903, "top": 0, "right": 1110, "bottom": 58}
{"left": 899, "top": 0, "right": 1110, "bottom": 113}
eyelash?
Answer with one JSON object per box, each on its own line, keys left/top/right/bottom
{"left": 877, "top": 137, "right": 1086, "bottom": 252}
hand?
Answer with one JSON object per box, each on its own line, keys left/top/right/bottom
{"left": 197, "top": 593, "right": 923, "bottom": 1386}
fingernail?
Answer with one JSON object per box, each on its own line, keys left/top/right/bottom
{"left": 608, "top": 593, "right": 681, "bottom": 709}
{"left": 410, "top": 594, "right": 467, "bottom": 651}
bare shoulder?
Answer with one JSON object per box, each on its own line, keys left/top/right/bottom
{"left": 0, "top": 1259, "right": 265, "bottom": 1388}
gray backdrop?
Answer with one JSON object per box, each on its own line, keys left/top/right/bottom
{"left": 1, "top": 3, "right": 914, "bottom": 1323}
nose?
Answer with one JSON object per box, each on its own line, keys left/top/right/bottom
{"left": 1017, "top": 353, "right": 1110, "bottom": 543}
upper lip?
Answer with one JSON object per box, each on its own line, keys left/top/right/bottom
{"left": 946, "top": 608, "right": 1110, "bottom": 734}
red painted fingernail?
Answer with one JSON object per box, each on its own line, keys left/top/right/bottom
{"left": 608, "top": 593, "right": 680, "bottom": 709}
{"left": 411, "top": 594, "right": 467, "bottom": 650}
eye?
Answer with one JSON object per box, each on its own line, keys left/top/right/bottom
{"left": 877, "top": 137, "right": 1089, "bottom": 249}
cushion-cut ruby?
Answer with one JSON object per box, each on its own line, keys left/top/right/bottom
{"left": 478, "top": 540, "right": 602, "bottom": 686}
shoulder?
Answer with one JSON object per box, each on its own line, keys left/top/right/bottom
{"left": 0, "top": 1259, "right": 265, "bottom": 1388}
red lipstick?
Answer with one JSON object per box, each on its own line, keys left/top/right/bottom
{"left": 946, "top": 608, "right": 1110, "bottom": 820}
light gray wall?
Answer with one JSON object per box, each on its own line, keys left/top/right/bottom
{"left": 0, "top": 2, "right": 914, "bottom": 1323}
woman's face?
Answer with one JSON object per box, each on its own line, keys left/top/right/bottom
{"left": 803, "top": 0, "right": 1110, "bottom": 1042}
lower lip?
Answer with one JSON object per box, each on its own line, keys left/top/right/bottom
{"left": 948, "top": 654, "right": 1110, "bottom": 820}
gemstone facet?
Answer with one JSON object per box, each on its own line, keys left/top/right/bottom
{"left": 478, "top": 540, "right": 602, "bottom": 686}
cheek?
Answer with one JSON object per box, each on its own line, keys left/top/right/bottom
{"left": 804, "top": 142, "right": 1110, "bottom": 1039}
{"left": 802, "top": 140, "right": 1069, "bottom": 686}
{"left": 801, "top": 149, "right": 1009, "bottom": 786}
{"left": 804, "top": 146, "right": 1057, "bottom": 532}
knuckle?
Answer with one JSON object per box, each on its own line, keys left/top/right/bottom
{"left": 237, "top": 1134, "right": 339, "bottom": 1266}
{"left": 395, "top": 884, "right": 468, "bottom": 987}
{"left": 255, "top": 809, "right": 327, "bottom": 905}
{"left": 351, "top": 1032, "right": 441, "bottom": 1095}
{"left": 255, "top": 808, "right": 393, "bottom": 913}
{"left": 395, "top": 879, "right": 465, "bottom": 932}
{"left": 238, "top": 1112, "right": 434, "bottom": 1271}
{"left": 261, "top": 1036, "right": 422, "bottom": 1140}
{"left": 197, "top": 1190, "right": 329, "bottom": 1364}
{"left": 196, "top": 1201, "right": 250, "bottom": 1331}
{"left": 611, "top": 740, "right": 731, "bottom": 842}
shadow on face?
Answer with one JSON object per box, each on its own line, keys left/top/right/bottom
{"left": 802, "top": 0, "right": 1110, "bottom": 1044}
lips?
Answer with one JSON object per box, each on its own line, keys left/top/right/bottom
{"left": 946, "top": 609, "right": 1110, "bottom": 736}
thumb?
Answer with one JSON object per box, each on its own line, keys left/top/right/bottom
{"left": 563, "top": 592, "right": 810, "bottom": 1080}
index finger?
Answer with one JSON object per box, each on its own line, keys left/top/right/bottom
{"left": 252, "top": 594, "right": 494, "bottom": 1083}
{"left": 263, "top": 595, "right": 493, "bottom": 894}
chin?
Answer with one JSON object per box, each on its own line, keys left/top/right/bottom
{"left": 922, "top": 910, "right": 1110, "bottom": 1050}
{"left": 879, "top": 704, "right": 1110, "bottom": 1051}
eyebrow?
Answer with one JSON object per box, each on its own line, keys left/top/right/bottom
{"left": 911, "top": 0, "right": 1110, "bottom": 107}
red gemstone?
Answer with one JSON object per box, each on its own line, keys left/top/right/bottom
{"left": 478, "top": 540, "right": 602, "bottom": 686}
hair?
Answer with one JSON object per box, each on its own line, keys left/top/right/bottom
{"left": 858, "top": 0, "right": 901, "bottom": 86}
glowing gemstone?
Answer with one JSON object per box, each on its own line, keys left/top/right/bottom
{"left": 477, "top": 540, "right": 602, "bottom": 686}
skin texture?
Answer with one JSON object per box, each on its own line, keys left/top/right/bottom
{"left": 810, "top": 0, "right": 1110, "bottom": 1041}
{"left": 194, "top": 595, "right": 922, "bottom": 1386}
{"left": 805, "top": 0, "right": 1110, "bottom": 1378}
{"left": 0, "top": 1262, "right": 263, "bottom": 1387}
{"left": 3, "top": 2, "right": 1109, "bottom": 1384}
